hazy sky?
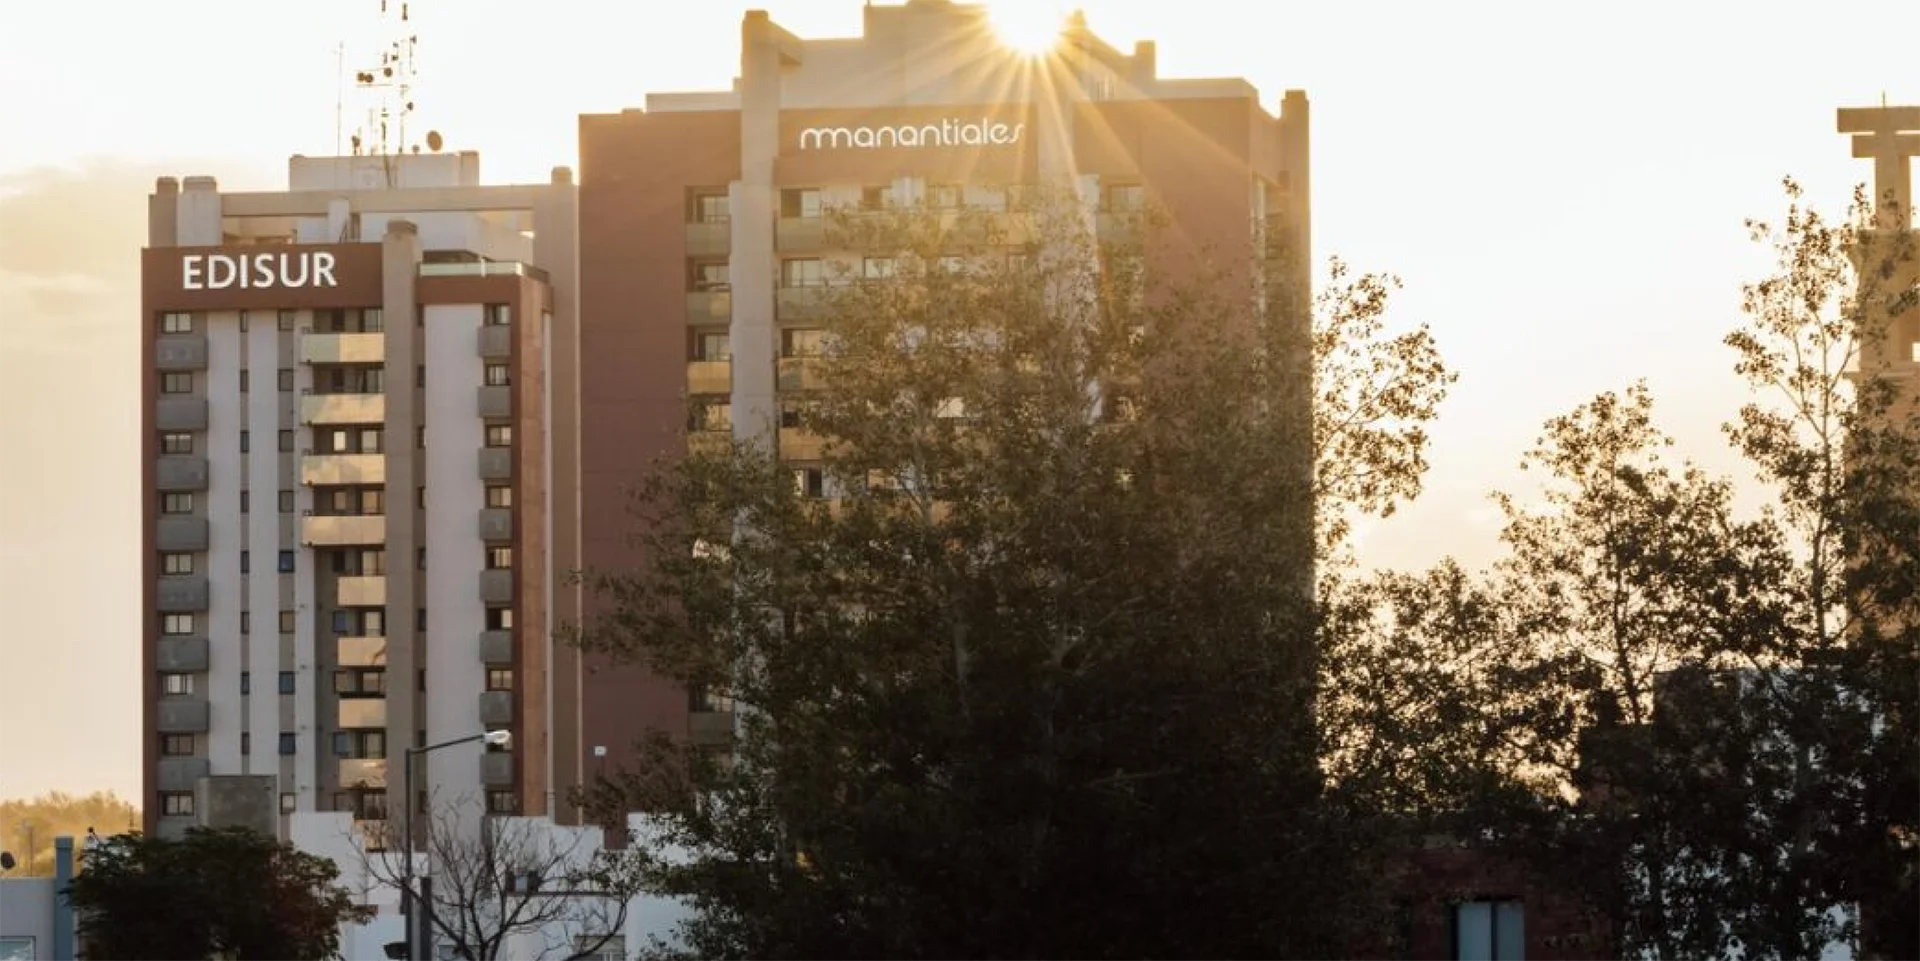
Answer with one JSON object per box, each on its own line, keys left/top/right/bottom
{"left": 0, "top": 0, "right": 1912, "bottom": 803}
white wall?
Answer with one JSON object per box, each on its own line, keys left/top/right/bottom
{"left": 246, "top": 317, "right": 284, "bottom": 783}
{"left": 422, "top": 306, "right": 487, "bottom": 813}
{"left": 205, "top": 311, "right": 245, "bottom": 771}
{"left": 0, "top": 878, "right": 56, "bottom": 961}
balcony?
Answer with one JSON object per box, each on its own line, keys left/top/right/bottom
{"left": 776, "top": 217, "right": 827, "bottom": 251}
{"left": 301, "top": 453, "right": 385, "bottom": 487}
{"left": 157, "top": 575, "right": 210, "bottom": 613}
{"left": 299, "top": 332, "right": 384, "bottom": 365}
{"left": 299, "top": 392, "right": 385, "bottom": 426}
{"left": 477, "top": 448, "right": 512, "bottom": 481}
{"left": 779, "top": 427, "right": 825, "bottom": 461}
{"left": 776, "top": 287, "right": 832, "bottom": 321}
{"left": 156, "top": 636, "right": 209, "bottom": 672}
{"left": 478, "top": 629, "right": 513, "bottom": 665}
{"left": 480, "top": 752, "right": 515, "bottom": 787}
{"left": 687, "top": 431, "right": 732, "bottom": 458}
{"left": 686, "top": 219, "right": 731, "bottom": 258}
{"left": 777, "top": 357, "right": 825, "bottom": 392}
{"left": 155, "top": 397, "right": 208, "bottom": 431}
{"left": 477, "top": 324, "right": 513, "bottom": 358}
{"left": 302, "top": 514, "right": 386, "bottom": 547}
{"left": 687, "top": 360, "right": 731, "bottom": 395}
{"left": 477, "top": 507, "right": 512, "bottom": 542}
{"left": 155, "top": 334, "right": 208, "bottom": 371}
{"left": 156, "top": 757, "right": 210, "bottom": 792}
{"left": 477, "top": 691, "right": 513, "bottom": 726}
{"left": 478, "top": 569, "right": 513, "bottom": 605}
{"left": 338, "top": 698, "right": 387, "bottom": 729}
{"left": 156, "top": 516, "right": 209, "bottom": 552}
{"left": 476, "top": 385, "right": 512, "bottom": 419}
{"left": 686, "top": 289, "right": 731, "bottom": 327}
{"left": 338, "top": 635, "right": 387, "bottom": 668}
{"left": 156, "top": 455, "right": 210, "bottom": 492}
{"left": 337, "top": 575, "right": 386, "bottom": 607}
{"left": 156, "top": 698, "right": 210, "bottom": 733}
{"left": 338, "top": 758, "right": 389, "bottom": 790}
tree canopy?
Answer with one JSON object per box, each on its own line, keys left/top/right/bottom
{"left": 66, "top": 826, "right": 371, "bottom": 961}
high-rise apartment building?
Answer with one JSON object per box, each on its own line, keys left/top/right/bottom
{"left": 574, "top": 0, "right": 1312, "bottom": 779}
{"left": 139, "top": 153, "right": 581, "bottom": 840}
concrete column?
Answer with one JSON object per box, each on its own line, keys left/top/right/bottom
{"left": 731, "top": 12, "right": 783, "bottom": 451}
{"left": 150, "top": 178, "right": 180, "bottom": 249}
{"left": 532, "top": 168, "right": 584, "bottom": 823}
{"left": 381, "top": 221, "right": 424, "bottom": 833}
{"left": 176, "top": 176, "right": 222, "bottom": 247}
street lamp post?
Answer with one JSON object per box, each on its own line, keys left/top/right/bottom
{"left": 401, "top": 730, "right": 510, "bottom": 961}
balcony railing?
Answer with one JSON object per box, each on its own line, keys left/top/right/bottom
{"left": 299, "top": 391, "right": 385, "bottom": 426}
{"left": 337, "top": 575, "right": 386, "bottom": 607}
{"left": 338, "top": 698, "right": 387, "bottom": 730}
{"left": 338, "top": 758, "right": 389, "bottom": 790}
{"left": 686, "top": 289, "right": 731, "bottom": 326}
{"left": 479, "top": 629, "right": 513, "bottom": 665}
{"left": 299, "top": 332, "right": 384, "bottom": 365}
{"left": 302, "top": 514, "right": 386, "bottom": 547}
{"left": 338, "top": 635, "right": 387, "bottom": 668}
{"left": 687, "top": 360, "right": 731, "bottom": 395}
{"left": 479, "top": 569, "right": 513, "bottom": 605}
{"left": 478, "top": 691, "right": 513, "bottom": 726}
{"left": 301, "top": 453, "right": 385, "bottom": 487}
{"left": 686, "top": 220, "right": 731, "bottom": 258}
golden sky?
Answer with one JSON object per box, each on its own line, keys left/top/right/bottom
{"left": 0, "top": 0, "right": 1913, "bottom": 803}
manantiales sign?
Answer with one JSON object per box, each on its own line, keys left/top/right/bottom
{"left": 143, "top": 244, "right": 383, "bottom": 311}
{"left": 797, "top": 117, "right": 1026, "bottom": 151}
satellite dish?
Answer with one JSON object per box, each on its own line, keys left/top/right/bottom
{"left": 426, "top": 130, "right": 444, "bottom": 152}
{"left": 1, "top": 852, "right": 15, "bottom": 871}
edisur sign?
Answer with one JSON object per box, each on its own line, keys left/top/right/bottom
{"left": 143, "top": 244, "right": 383, "bottom": 311}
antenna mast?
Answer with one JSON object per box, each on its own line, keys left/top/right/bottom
{"left": 351, "top": 0, "right": 421, "bottom": 183}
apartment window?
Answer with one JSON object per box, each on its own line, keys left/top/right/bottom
{"left": 332, "top": 729, "right": 387, "bottom": 758}
{"left": 486, "top": 546, "right": 513, "bottom": 570}
{"left": 161, "top": 431, "right": 193, "bottom": 454}
{"left": 239, "top": 369, "right": 250, "bottom": 393}
{"left": 485, "top": 608, "right": 513, "bottom": 631}
{"left": 780, "top": 404, "right": 805, "bottom": 429}
{"left": 277, "top": 550, "right": 295, "bottom": 573}
{"left": 240, "top": 430, "right": 250, "bottom": 453}
{"left": 779, "top": 187, "right": 822, "bottom": 219}
{"left": 485, "top": 485, "right": 512, "bottom": 509}
{"left": 483, "top": 304, "right": 512, "bottom": 327}
{"left": 861, "top": 257, "right": 897, "bottom": 280}
{"left": 487, "top": 791, "right": 520, "bottom": 815}
{"left": 160, "top": 734, "right": 194, "bottom": 756}
{"left": 691, "top": 261, "right": 731, "bottom": 291}
{"left": 279, "top": 490, "right": 294, "bottom": 513}
{"left": 694, "top": 331, "right": 731, "bottom": 362}
{"left": 278, "top": 368, "right": 294, "bottom": 391}
{"left": 161, "top": 673, "right": 194, "bottom": 696}
{"left": 160, "top": 792, "right": 194, "bottom": 817}
{"left": 1453, "top": 900, "right": 1524, "bottom": 961}
{"left": 360, "top": 428, "right": 384, "bottom": 453}
{"left": 239, "top": 550, "right": 250, "bottom": 574}
{"left": 241, "top": 732, "right": 251, "bottom": 755}
{"left": 862, "top": 185, "right": 895, "bottom": 210}
{"left": 416, "top": 425, "right": 427, "bottom": 449}
{"left": 362, "top": 308, "right": 385, "bottom": 331}
{"left": 1104, "top": 182, "right": 1145, "bottom": 211}
{"left": 417, "top": 547, "right": 427, "bottom": 571}
{"left": 278, "top": 310, "right": 296, "bottom": 331}
{"left": 278, "top": 732, "right": 296, "bottom": 755}
{"left": 160, "top": 492, "right": 194, "bottom": 514}
{"left": 690, "top": 400, "right": 731, "bottom": 433}
{"left": 240, "top": 490, "right": 251, "bottom": 513}
{"left": 240, "top": 671, "right": 250, "bottom": 695}
{"left": 162, "top": 613, "right": 194, "bottom": 635}
{"left": 238, "top": 310, "right": 249, "bottom": 332}
{"left": 486, "top": 669, "right": 514, "bottom": 691}
{"left": 280, "top": 793, "right": 297, "bottom": 815}
{"left": 334, "top": 670, "right": 386, "bottom": 698}
{"left": 416, "top": 608, "right": 428, "bottom": 631}
{"left": 691, "top": 191, "right": 729, "bottom": 223}
{"left": 160, "top": 312, "right": 194, "bottom": 334}
{"left": 484, "top": 424, "right": 512, "bottom": 448}
{"left": 926, "top": 183, "right": 962, "bottom": 209}
{"left": 161, "top": 552, "right": 194, "bottom": 575}
{"left": 161, "top": 372, "right": 193, "bottom": 394}
{"left": 416, "top": 364, "right": 426, "bottom": 388}
{"left": 240, "top": 611, "right": 250, "bottom": 634}
{"left": 781, "top": 258, "right": 825, "bottom": 288}
{"left": 484, "top": 363, "right": 511, "bottom": 387}
{"left": 781, "top": 328, "right": 825, "bottom": 358}
{"left": 278, "top": 671, "right": 295, "bottom": 695}
{"left": 794, "top": 468, "right": 826, "bottom": 499}
{"left": 278, "top": 610, "right": 295, "bottom": 634}
{"left": 278, "top": 429, "right": 294, "bottom": 452}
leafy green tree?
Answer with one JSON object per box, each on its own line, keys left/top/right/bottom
{"left": 66, "top": 826, "right": 371, "bottom": 960}
{"left": 576, "top": 196, "right": 1450, "bottom": 959}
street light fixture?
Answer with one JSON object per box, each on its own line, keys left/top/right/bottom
{"left": 399, "top": 730, "right": 511, "bottom": 960}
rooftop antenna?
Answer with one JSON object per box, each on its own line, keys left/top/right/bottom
{"left": 334, "top": 41, "right": 346, "bottom": 156}
{"left": 351, "top": 0, "right": 421, "bottom": 185}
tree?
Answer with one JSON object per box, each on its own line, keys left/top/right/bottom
{"left": 65, "top": 826, "right": 370, "bottom": 960}
{"left": 354, "top": 795, "right": 644, "bottom": 961}
{"left": 0, "top": 790, "right": 137, "bottom": 877}
{"left": 574, "top": 195, "right": 1451, "bottom": 959}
